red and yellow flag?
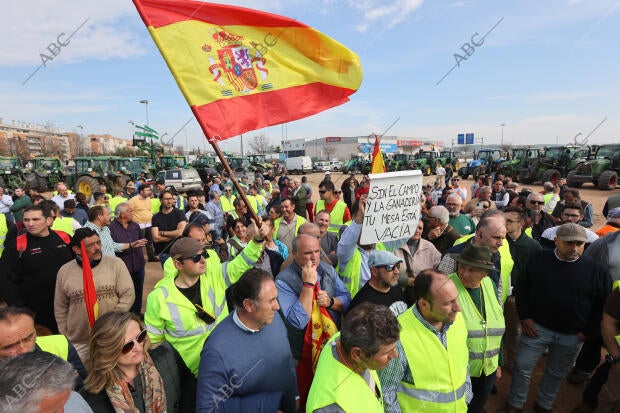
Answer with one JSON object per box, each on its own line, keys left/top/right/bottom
{"left": 296, "top": 284, "right": 338, "bottom": 409}
{"left": 132, "top": 0, "right": 363, "bottom": 140}
{"left": 81, "top": 240, "right": 99, "bottom": 328}
{"left": 371, "top": 134, "right": 386, "bottom": 173}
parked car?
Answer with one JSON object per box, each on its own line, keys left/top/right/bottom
{"left": 329, "top": 160, "right": 342, "bottom": 171}
{"left": 154, "top": 168, "right": 203, "bottom": 193}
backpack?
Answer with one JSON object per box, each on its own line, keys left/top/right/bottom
{"left": 17, "top": 230, "right": 71, "bottom": 257}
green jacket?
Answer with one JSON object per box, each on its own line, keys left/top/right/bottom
{"left": 9, "top": 195, "right": 32, "bottom": 221}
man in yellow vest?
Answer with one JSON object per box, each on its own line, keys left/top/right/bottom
{"left": 449, "top": 244, "right": 505, "bottom": 413}
{"left": 145, "top": 222, "right": 269, "bottom": 376}
{"left": 0, "top": 212, "right": 11, "bottom": 258}
{"left": 437, "top": 209, "right": 513, "bottom": 304}
{"left": 50, "top": 203, "right": 81, "bottom": 236}
{"left": 378, "top": 269, "right": 470, "bottom": 412}
{"left": 220, "top": 184, "right": 236, "bottom": 213}
{"left": 108, "top": 188, "right": 127, "bottom": 219}
{"left": 0, "top": 306, "right": 87, "bottom": 387}
{"left": 307, "top": 302, "right": 400, "bottom": 413}
{"left": 273, "top": 197, "right": 306, "bottom": 252}
{"left": 315, "top": 179, "right": 351, "bottom": 234}
{"left": 594, "top": 280, "right": 620, "bottom": 412}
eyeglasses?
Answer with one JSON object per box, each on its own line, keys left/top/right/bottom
{"left": 121, "top": 329, "right": 148, "bottom": 354}
{"left": 161, "top": 197, "right": 174, "bottom": 201}
{"left": 379, "top": 264, "right": 398, "bottom": 271}
{"left": 529, "top": 200, "right": 545, "bottom": 205}
{"left": 562, "top": 213, "right": 581, "bottom": 218}
{"left": 318, "top": 190, "right": 327, "bottom": 194}
{"left": 177, "top": 250, "right": 209, "bottom": 263}
{"left": 335, "top": 191, "right": 342, "bottom": 194}
{"left": 224, "top": 190, "right": 232, "bottom": 192}
{"left": 195, "top": 304, "right": 215, "bottom": 324}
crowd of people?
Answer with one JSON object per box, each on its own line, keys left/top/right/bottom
{"left": 0, "top": 167, "right": 619, "bottom": 413}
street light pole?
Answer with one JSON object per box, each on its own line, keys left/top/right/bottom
{"left": 500, "top": 123, "right": 506, "bottom": 146}
{"left": 76, "top": 125, "right": 84, "bottom": 157}
{"left": 139, "top": 100, "right": 149, "bottom": 125}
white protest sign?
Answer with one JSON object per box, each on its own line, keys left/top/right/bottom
{"left": 360, "top": 170, "right": 423, "bottom": 245}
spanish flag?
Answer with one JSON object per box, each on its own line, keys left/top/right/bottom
{"left": 371, "top": 134, "right": 386, "bottom": 173}
{"left": 81, "top": 240, "right": 99, "bottom": 328}
{"left": 132, "top": 0, "right": 363, "bottom": 140}
{"left": 296, "top": 283, "right": 338, "bottom": 409}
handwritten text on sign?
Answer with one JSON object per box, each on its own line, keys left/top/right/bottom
{"left": 360, "top": 170, "right": 422, "bottom": 245}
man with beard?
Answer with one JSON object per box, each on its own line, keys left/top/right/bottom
{"left": 54, "top": 228, "right": 134, "bottom": 364}
{"left": 346, "top": 250, "right": 407, "bottom": 317}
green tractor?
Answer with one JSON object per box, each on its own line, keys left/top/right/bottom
{"left": 497, "top": 147, "right": 540, "bottom": 180}
{"left": 437, "top": 150, "right": 459, "bottom": 172}
{"left": 110, "top": 157, "right": 151, "bottom": 182}
{"left": 518, "top": 145, "right": 589, "bottom": 184}
{"left": 68, "top": 157, "right": 131, "bottom": 200}
{"left": 413, "top": 151, "right": 439, "bottom": 176}
{"left": 567, "top": 144, "right": 620, "bottom": 190}
{"left": 388, "top": 154, "right": 415, "bottom": 171}
{"left": 159, "top": 155, "right": 189, "bottom": 170}
{"left": 247, "top": 154, "right": 273, "bottom": 174}
{"left": 341, "top": 156, "right": 370, "bottom": 175}
{"left": 0, "top": 156, "right": 25, "bottom": 189}
{"left": 222, "top": 156, "right": 251, "bottom": 173}
{"left": 23, "top": 157, "right": 65, "bottom": 191}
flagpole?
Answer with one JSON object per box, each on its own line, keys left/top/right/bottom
{"left": 208, "top": 137, "right": 261, "bottom": 227}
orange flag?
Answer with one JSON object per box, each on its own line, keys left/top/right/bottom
{"left": 81, "top": 240, "right": 99, "bottom": 328}
{"left": 132, "top": 0, "right": 363, "bottom": 140}
{"left": 296, "top": 284, "right": 338, "bottom": 409}
{"left": 371, "top": 134, "right": 386, "bottom": 173}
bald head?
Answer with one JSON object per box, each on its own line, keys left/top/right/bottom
{"left": 298, "top": 222, "right": 320, "bottom": 239}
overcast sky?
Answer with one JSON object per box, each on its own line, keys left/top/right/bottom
{"left": 1, "top": 0, "right": 618, "bottom": 152}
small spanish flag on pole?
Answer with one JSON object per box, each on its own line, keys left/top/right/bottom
{"left": 370, "top": 134, "right": 386, "bottom": 173}
{"left": 81, "top": 240, "right": 99, "bottom": 328}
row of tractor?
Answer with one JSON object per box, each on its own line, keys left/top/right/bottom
{"left": 458, "top": 144, "right": 619, "bottom": 190}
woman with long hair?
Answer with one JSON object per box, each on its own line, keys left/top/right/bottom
{"left": 80, "top": 311, "right": 195, "bottom": 413}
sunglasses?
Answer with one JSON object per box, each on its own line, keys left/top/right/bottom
{"left": 379, "top": 264, "right": 398, "bottom": 271}
{"left": 177, "top": 250, "right": 209, "bottom": 263}
{"left": 121, "top": 329, "right": 148, "bottom": 354}
{"left": 224, "top": 190, "right": 232, "bottom": 192}
{"left": 529, "top": 200, "right": 545, "bottom": 205}
{"left": 195, "top": 304, "right": 216, "bottom": 324}
{"left": 318, "top": 190, "right": 327, "bottom": 194}
{"left": 335, "top": 191, "right": 342, "bottom": 194}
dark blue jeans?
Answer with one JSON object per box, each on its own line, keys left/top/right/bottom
{"left": 130, "top": 268, "right": 145, "bottom": 314}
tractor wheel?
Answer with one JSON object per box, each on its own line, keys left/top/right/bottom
{"left": 76, "top": 175, "right": 100, "bottom": 201}
{"left": 566, "top": 171, "right": 583, "bottom": 188}
{"left": 25, "top": 173, "right": 38, "bottom": 191}
{"left": 472, "top": 167, "right": 482, "bottom": 180}
{"left": 597, "top": 171, "right": 618, "bottom": 190}
{"left": 114, "top": 176, "right": 130, "bottom": 193}
{"left": 37, "top": 176, "right": 49, "bottom": 192}
{"left": 541, "top": 169, "right": 561, "bottom": 184}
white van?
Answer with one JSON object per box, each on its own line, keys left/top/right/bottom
{"left": 155, "top": 168, "right": 203, "bottom": 193}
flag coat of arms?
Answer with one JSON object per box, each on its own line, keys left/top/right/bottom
{"left": 132, "top": 0, "right": 363, "bottom": 140}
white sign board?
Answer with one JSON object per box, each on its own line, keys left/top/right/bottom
{"left": 360, "top": 170, "right": 423, "bottom": 245}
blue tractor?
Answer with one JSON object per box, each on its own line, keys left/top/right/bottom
{"left": 458, "top": 148, "right": 505, "bottom": 180}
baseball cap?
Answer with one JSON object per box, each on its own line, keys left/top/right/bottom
{"left": 189, "top": 211, "right": 210, "bottom": 227}
{"left": 368, "top": 250, "right": 402, "bottom": 268}
{"left": 170, "top": 238, "right": 205, "bottom": 260}
{"left": 607, "top": 207, "right": 620, "bottom": 220}
{"left": 555, "top": 223, "right": 587, "bottom": 242}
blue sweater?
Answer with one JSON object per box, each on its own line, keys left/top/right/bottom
{"left": 196, "top": 312, "right": 298, "bottom": 413}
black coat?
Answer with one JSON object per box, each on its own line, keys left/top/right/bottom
{"left": 80, "top": 342, "right": 196, "bottom": 413}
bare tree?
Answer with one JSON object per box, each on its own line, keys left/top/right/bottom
{"left": 323, "top": 143, "right": 336, "bottom": 160}
{"left": 249, "top": 134, "right": 270, "bottom": 154}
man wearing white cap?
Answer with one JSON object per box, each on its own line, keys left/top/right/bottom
{"left": 346, "top": 250, "right": 407, "bottom": 317}
{"left": 502, "top": 223, "right": 612, "bottom": 413}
